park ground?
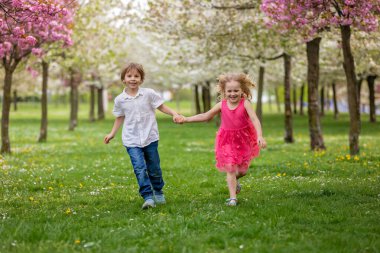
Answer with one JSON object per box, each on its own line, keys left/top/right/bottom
{"left": 0, "top": 102, "right": 379, "bottom": 253}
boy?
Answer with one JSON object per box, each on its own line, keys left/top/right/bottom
{"left": 104, "top": 62, "right": 182, "bottom": 209}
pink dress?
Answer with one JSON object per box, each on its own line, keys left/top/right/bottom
{"left": 215, "top": 98, "right": 260, "bottom": 173}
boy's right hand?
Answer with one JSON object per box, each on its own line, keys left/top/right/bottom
{"left": 104, "top": 134, "right": 114, "bottom": 144}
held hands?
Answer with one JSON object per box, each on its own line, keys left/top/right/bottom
{"left": 258, "top": 136, "right": 267, "bottom": 149}
{"left": 173, "top": 114, "right": 186, "bottom": 124}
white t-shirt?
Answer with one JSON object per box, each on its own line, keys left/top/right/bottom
{"left": 113, "top": 87, "right": 164, "bottom": 147}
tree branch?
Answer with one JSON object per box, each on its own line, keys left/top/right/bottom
{"left": 211, "top": 3, "right": 256, "bottom": 10}
{"left": 332, "top": 0, "right": 343, "bottom": 17}
{"left": 263, "top": 53, "right": 285, "bottom": 61}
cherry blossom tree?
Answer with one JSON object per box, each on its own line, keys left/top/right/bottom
{"left": 261, "top": 0, "right": 380, "bottom": 154}
{"left": 0, "top": 0, "right": 76, "bottom": 153}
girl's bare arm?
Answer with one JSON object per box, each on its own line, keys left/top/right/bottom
{"left": 185, "top": 102, "right": 222, "bottom": 123}
{"left": 244, "top": 100, "right": 266, "bottom": 148}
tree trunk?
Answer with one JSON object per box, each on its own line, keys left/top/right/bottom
{"left": 89, "top": 85, "right": 95, "bottom": 122}
{"left": 194, "top": 84, "right": 201, "bottom": 114}
{"left": 340, "top": 25, "right": 360, "bottom": 155}
{"left": 275, "top": 87, "right": 281, "bottom": 113}
{"left": 13, "top": 89, "right": 17, "bottom": 111}
{"left": 256, "top": 66, "right": 264, "bottom": 123}
{"left": 320, "top": 86, "right": 325, "bottom": 116}
{"left": 283, "top": 53, "right": 294, "bottom": 143}
{"left": 367, "top": 75, "right": 377, "bottom": 123}
{"left": 306, "top": 37, "right": 325, "bottom": 150}
{"left": 293, "top": 86, "right": 297, "bottom": 114}
{"left": 300, "top": 84, "right": 305, "bottom": 115}
{"left": 202, "top": 81, "right": 211, "bottom": 112}
{"left": 69, "top": 70, "right": 79, "bottom": 131}
{"left": 1, "top": 58, "right": 20, "bottom": 153}
{"left": 326, "top": 86, "right": 331, "bottom": 112}
{"left": 1, "top": 69, "right": 13, "bottom": 153}
{"left": 38, "top": 60, "right": 49, "bottom": 142}
{"left": 97, "top": 86, "right": 105, "bottom": 120}
{"left": 357, "top": 76, "right": 363, "bottom": 113}
{"left": 332, "top": 82, "right": 339, "bottom": 119}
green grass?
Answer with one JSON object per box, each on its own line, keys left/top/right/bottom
{"left": 1, "top": 102, "right": 379, "bottom": 253}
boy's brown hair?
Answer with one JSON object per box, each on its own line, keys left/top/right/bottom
{"left": 120, "top": 63, "right": 145, "bottom": 82}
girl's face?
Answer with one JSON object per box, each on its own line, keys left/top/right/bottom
{"left": 123, "top": 69, "right": 142, "bottom": 90}
{"left": 225, "top": 80, "right": 243, "bottom": 104}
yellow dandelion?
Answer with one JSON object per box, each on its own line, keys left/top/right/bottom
{"left": 346, "top": 154, "right": 351, "bottom": 160}
{"left": 277, "top": 173, "right": 282, "bottom": 177}
{"left": 29, "top": 196, "right": 34, "bottom": 201}
{"left": 79, "top": 183, "right": 83, "bottom": 188}
{"left": 283, "top": 172, "right": 286, "bottom": 176}
{"left": 74, "top": 239, "right": 81, "bottom": 244}
{"left": 354, "top": 155, "right": 359, "bottom": 161}
{"left": 48, "top": 186, "right": 53, "bottom": 191}
{"left": 65, "top": 208, "right": 72, "bottom": 215}
{"left": 59, "top": 184, "right": 64, "bottom": 188}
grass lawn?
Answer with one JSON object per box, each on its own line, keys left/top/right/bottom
{"left": 1, "top": 102, "right": 379, "bottom": 253}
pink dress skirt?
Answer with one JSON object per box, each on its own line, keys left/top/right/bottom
{"left": 215, "top": 98, "right": 260, "bottom": 173}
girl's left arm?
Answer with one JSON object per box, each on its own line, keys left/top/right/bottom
{"left": 244, "top": 100, "right": 267, "bottom": 148}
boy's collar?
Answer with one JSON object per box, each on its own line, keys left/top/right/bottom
{"left": 123, "top": 88, "right": 144, "bottom": 99}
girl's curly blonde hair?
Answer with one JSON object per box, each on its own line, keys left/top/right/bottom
{"left": 217, "top": 73, "right": 256, "bottom": 100}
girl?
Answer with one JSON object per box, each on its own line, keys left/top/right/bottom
{"left": 182, "top": 73, "right": 266, "bottom": 206}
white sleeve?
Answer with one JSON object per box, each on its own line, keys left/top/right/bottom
{"left": 112, "top": 97, "right": 124, "bottom": 117}
{"left": 149, "top": 89, "right": 164, "bottom": 108}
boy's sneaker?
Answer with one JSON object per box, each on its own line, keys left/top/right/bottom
{"left": 142, "top": 199, "right": 156, "bottom": 209}
{"left": 154, "top": 194, "right": 166, "bottom": 205}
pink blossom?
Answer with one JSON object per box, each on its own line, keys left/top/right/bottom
{"left": 31, "top": 48, "right": 44, "bottom": 57}
{"left": 0, "top": 0, "right": 76, "bottom": 59}
{"left": 13, "top": 27, "right": 25, "bottom": 36}
{"left": 12, "top": 0, "right": 23, "bottom": 8}
{"left": 261, "top": 0, "right": 379, "bottom": 39}
{"left": 4, "top": 42, "right": 12, "bottom": 51}
{"left": 0, "top": 48, "right": 5, "bottom": 58}
{"left": 26, "top": 66, "right": 39, "bottom": 78}
{"left": 25, "top": 36, "right": 37, "bottom": 46}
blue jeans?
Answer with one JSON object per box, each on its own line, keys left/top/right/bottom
{"left": 126, "top": 141, "right": 164, "bottom": 200}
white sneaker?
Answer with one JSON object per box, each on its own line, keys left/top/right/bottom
{"left": 154, "top": 194, "right": 166, "bottom": 205}
{"left": 225, "top": 198, "right": 238, "bottom": 206}
{"left": 142, "top": 199, "right": 156, "bottom": 209}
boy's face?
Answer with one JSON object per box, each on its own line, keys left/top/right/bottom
{"left": 123, "top": 69, "right": 142, "bottom": 90}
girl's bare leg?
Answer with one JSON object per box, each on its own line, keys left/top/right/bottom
{"left": 226, "top": 172, "right": 237, "bottom": 199}
{"left": 235, "top": 170, "right": 246, "bottom": 194}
